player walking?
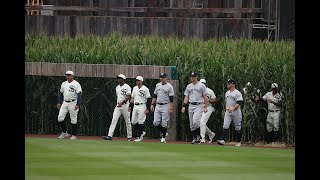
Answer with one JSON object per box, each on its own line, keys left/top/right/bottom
{"left": 199, "top": 79, "right": 217, "bottom": 143}
{"left": 57, "top": 70, "right": 82, "bottom": 140}
{"left": 103, "top": 74, "right": 132, "bottom": 141}
{"left": 150, "top": 73, "right": 174, "bottom": 143}
{"left": 217, "top": 78, "right": 243, "bottom": 147}
{"left": 255, "top": 83, "right": 282, "bottom": 143}
{"left": 181, "top": 72, "right": 208, "bottom": 144}
{"left": 130, "top": 76, "right": 151, "bottom": 142}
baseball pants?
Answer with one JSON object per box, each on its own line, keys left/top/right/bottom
{"left": 131, "top": 104, "right": 147, "bottom": 125}
{"left": 223, "top": 109, "right": 242, "bottom": 131}
{"left": 108, "top": 104, "right": 132, "bottom": 138}
{"left": 188, "top": 104, "right": 204, "bottom": 131}
{"left": 58, "top": 101, "right": 79, "bottom": 124}
{"left": 200, "top": 106, "right": 215, "bottom": 139}
{"left": 266, "top": 111, "right": 280, "bottom": 132}
{"left": 153, "top": 104, "right": 169, "bottom": 127}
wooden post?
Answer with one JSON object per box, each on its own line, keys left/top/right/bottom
{"left": 234, "top": 0, "right": 242, "bottom": 18}
{"left": 167, "top": 80, "right": 179, "bottom": 141}
{"left": 130, "top": 0, "right": 135, "bottom": 17}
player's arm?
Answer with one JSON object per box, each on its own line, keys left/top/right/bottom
{"left": 229, "top": 94, "right": 243, "bottom": 112}
{"left": 181, "top": 96, "right": 189, "bottom": 113}
{"left": 169, "top": 85, "right": 174, "bottom": 113}
{"left": 57, "top": 92, "right": 63, "bottom": 109}
{"left": 204, "top": 94, "right": 208, "bottom": 109}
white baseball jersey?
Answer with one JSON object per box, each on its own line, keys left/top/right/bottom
{"left": 206, "top": 87, "right": 216, "bottom": 107}
{"left": 225, "top": 89, "right": 243, "bottom": 110}
{"left": 262, "top": 91, "right": 282, "bottom": 111}
{"left": 60, "top": 80, "right": 82, "bottom": 101}
{"left": 132, "top": 85, "right": 151, "bottom": 104}
{"left": 154, "top": 82, "right": 174, "bottom": 104}
{"left": 116, "top": 83, "right": 131, "bottom": 104}
{"left": 184, "top": 82, "right": 206, "bottom": 103}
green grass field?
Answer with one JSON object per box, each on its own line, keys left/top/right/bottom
{"left": 25, "top": 138, "right": 295, "bottom": 180}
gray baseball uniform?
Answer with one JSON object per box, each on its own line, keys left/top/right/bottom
{"left": 153, "top": 82, "right": 174, "bottom": 127}
{"left": 223, "top": 89, "right": 243, "bottom": 131}
{"left": 184, "top": 82, "right": 207, "bottom": 131}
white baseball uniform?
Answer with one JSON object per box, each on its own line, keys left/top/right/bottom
{"left": 107, "top": 83, "right": 132, "bottom": 138}
{"left": 131, "top": 85, "right": 151, "bottom": 125}
{"left": 200, "top": 87, "right": 216, "bottom": 140}
{"left": 262, "top": 91, "right": 282, "bottom": 132}
{"left": 223, "top": 89, "right": 243, "bottom": 131}
{"left": 58, "top": 80, "right": 82, "bottom": 124}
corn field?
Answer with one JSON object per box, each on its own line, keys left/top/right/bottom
{"left": 25, "top": 33, "right": 295, "bottom": 143}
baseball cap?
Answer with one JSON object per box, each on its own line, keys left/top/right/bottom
{"left": 191, "top": 72, "right": 199, "bottom": 77}
{"left": 200, "top": 79, "right": 206, "bottom": 84}
{"left": 226, "top": 78, "right": 236, "bottom": 84}
{"left": 136, "top": 76, "right": 143, "bottom": 82}
{"left": 117, "top": 74, "right": 126, "bottom": 80}
{"left": 65, "top": 70, "right": 74, "bottom": 75}
{"left": 271, "top": 83, "right": 278, "bottom": 89}
{"left": 159, "top": 73, "right": 167, "bottom": 78}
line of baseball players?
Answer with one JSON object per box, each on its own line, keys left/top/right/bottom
{"left": 56, "top": 70, "right": 282, "bottom": 146}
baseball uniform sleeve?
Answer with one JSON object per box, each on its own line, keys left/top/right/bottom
{"left": 236, "top": 91, "right": 243, "bottom": 101}
{"left": 146, "top": 87, "right": 151, "bottom": 98}
{"left": 169, "top": 84, "right": 174, "bottom": 96}
{"left": 184, "top": 85, "right": 189, "bottom": 96}
{"left": 154, "top": 84, "right": 158, "bottom": 95}
{"left": 60, "top": 83, "right": 64, "bottom": 93}
{"left": 211, "top": 90, "right": 216, "bottom": 100}
{"left": 126, "top": 85, "right": 132, "bottom": 95}
{"left": 262, "top": 93, "right": 268, "bottom": 101}
{"left": 76, "top": 83, "right": 82, "bottom": 94}
{"left": 201, "top": 84, "right": 206, "bottom": 96}
{"left": 131, "top": 87, "right": 136, "bottom": 98}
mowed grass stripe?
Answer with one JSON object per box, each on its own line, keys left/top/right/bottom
{"left": 25, "top": 138, "right": 295, "bottom": 180}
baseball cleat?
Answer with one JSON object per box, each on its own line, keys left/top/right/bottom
{"left": 208, "top": 132, "right": 215, "bottom": 143}
{"left": 70, "top": 135, "right": 77, "bottom": 140}
{"left": 200, "top": 139, "right": 205, "bottom": 143}
{"left": 166, "top": 132, "right": 168, "bottom": 137}
{"left": 160, "top": 137, "right": 166, "bottom": 143}
{"left": 217, "top": 140, "right": 225, "bottom": 145}
{"left": 58, "top": 132, "right": 69, "bottom": 139}
{"left": 140, "top": 131, "right": 146, "bottom": 141}
{"left": 134, "top": 138, "right": 141, "bottom": 142}
{"left": 127, "top": 138, "right": 132, "bottom": 141}
{"left": 191, "top": 138, "right": 196, "bottom": 144}
{"left": 102, "top": 136, "right": 112, "bottom": 140}
{"left": 235, "top": 142, "right": 241, "bottom": 147}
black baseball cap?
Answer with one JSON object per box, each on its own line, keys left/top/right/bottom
{"left": 191, "top": 72, "right": 199, "bottom": 77}
{"left": 226, "top": 78, "right": 236, "bottom": 84}
{"left": 159, "top": 73, "right": 167, "bottom": 78}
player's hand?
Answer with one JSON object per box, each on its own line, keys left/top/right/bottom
{"left": 57, "top": 104, "right": 61, "bottom": 109}
{"left": 204, "top": 107, "right": 208, "bottom": 113}
{"left": 255, "top": 96, "right": 260, "bottom": 102}
{"left": 145, "top": 109, "right": 149, "bottom": 115}
{"left": 117, "top": 101, "right": 124, "bottom": 107}
{"left": 128, "top": 107, "right": 131, "bottom": 112}
{"left": 228, "top": 107, "right": 235, "bottom": 113}
{"left": 169, "top": 106, "right": 173, "bottom": 114}
{"left": 181, "top": 107, "right": 185, "bottom": 113}
{"left": 75, "top": 105, "right": 79, "bottom": 110}
{"left": 150, "top": 105, "right": 155, "bottom": 112}
{"left": 267, "top": 99, "right": 275, "bottom": 104}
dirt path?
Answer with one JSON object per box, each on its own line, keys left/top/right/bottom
{"left": 25, "top": 134, "right": 294, "bottom": 150}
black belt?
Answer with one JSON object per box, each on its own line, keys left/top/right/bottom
{"left": 157, "top": 102, "right": 168, "bottom": 105}
{"left": 269, "top": 110, "right": 279, "bottom": 112}
{"left": 189, "top": 102, "right": 203, "bottom": 105}
{"left": 134, "top": 103, "right": 145, "bottom": 105}
{"left": 65, "top": 99, "right": 76, "bottom": 103}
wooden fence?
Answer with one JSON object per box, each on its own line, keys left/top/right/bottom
{"left": 25, "top": 62, "right": 179, "bottom": 141}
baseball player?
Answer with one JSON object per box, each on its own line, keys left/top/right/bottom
{"left": 130, "top": 76, "right": 151, "bottom": 142}
{"left": 181, "top": 72, "right": 208, "bottom": 144}
{"left": 102, "top": 74, "right": 132, "bottom": 141}
{"left": 199, "top": 79, "right": 217, "bottom": 143}
{"left": 57, "top": 70, "right": 82, "bottom": 140}
{"left": 217, "top": 78, "right": 243, "bottom": 147}
{"left": 150, "top": 73, "right": 174, "bottom": 143}
{"left": 255, "top": 83, "right": 282, "bottom": 143}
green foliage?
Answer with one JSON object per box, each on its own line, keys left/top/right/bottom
{"left": 25, "top": 33, "right": 295, "bottom": 143}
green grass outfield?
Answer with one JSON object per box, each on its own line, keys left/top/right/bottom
{"left": 25, "top": 138, "right": 295, "bottom": 180}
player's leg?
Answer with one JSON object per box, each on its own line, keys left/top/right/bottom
{"left": 68, "top": 102, "right": 79, "bottom": 139}
{"left": 217, "top": 111, "right": 232, "bottom": 145}
{"left": 153, "top": 105, "right": 163, "bottom": 139}
{"left": 104, "top": 107, "right": 121, "bottom": 139}
{"left": 121, "top": 106, "right": 132, "bottom": 140}
{"left": 137, "top": 105, "right": 147, "bottom": 141}
{"left": 232, "top": 110, "right": 242, "bottom": 146}
{"left": 266, "top": 113, "right": 273, "bottom": 143}
{"left": 273, "top": 111, "right": 281, "bottom": 142}
{"left": 200, "top": 106, "right": 213, "bottom": 142}
{"left": 160, "top": 104, "right": 170, "bottom": 142}
{"left": 193, "top": 105, "right": 204, "bottom": 143}
{"left": 188, "top": 105, "right": 196, "bottom": 143}
{"left": 57, "top": 102, "right": 70, "bottom": 139}
{"left": 131, "top": 106, "right": 139, "bottom": 140}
